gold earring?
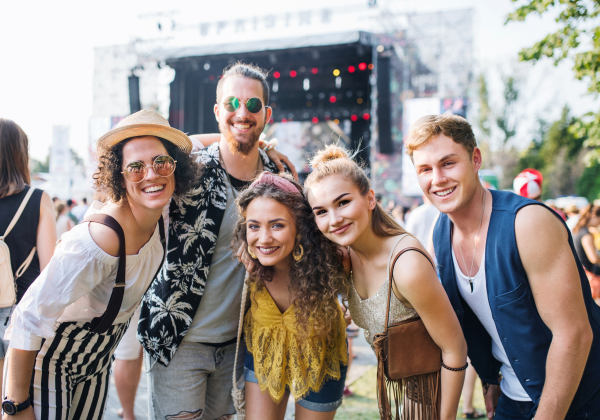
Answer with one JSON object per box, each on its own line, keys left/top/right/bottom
{"left": 248, "top": 246, "right": 257, "bottom": 259}
{"left": 293, "top": 244, "right": 304, "bottom": 262}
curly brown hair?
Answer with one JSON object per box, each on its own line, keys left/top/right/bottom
{"left": 93, "top": 136, "right": 202, "bottom": 203}
{"left": 232, "top": 174, "right": 349, "bottom": 340}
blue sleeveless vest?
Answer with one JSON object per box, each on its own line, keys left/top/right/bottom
{"left": 433, "top": 190, "right": 600, "bottom": 417}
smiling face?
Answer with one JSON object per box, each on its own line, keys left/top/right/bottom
{"left": 121, "top": 136, "right": 175, "bottom": 212}
{"left": 306, "top": 175, "right": 376, "bottom": 247}
{"left": 412, "top": 133, "right": 482, "bottom": 215}
{"left": 246, "top": 196, "right": 297, "bottom": 269}
{"left": 215, "top": 76, "right": 272, "bottom": 156}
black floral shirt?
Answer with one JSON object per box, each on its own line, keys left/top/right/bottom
{"left": 138, "top": 142, "right": 280, "bottom": 367}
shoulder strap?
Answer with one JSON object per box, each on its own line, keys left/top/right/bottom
{"left": 86, "top": 214, "right": 126, "bottom": 334}
{"left": 383, "top": 245, "right": 436, "bottom": 335}
{"left": 231, "top": 272, "right": 250, "bottom": 415}
{"left": 1, "top": 187, "right": 35, "bottom": 240}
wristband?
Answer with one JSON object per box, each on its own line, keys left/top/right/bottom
{"left": 441, "top": 360, "right": 469, "bottom": 371}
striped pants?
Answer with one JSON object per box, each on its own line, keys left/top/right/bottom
{"left": 29, "top": 321, "right": 128, "bottom": 420}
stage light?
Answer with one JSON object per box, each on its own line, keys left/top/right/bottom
{"left": 333, "top": 69, "right": 340, "bottom": 76}
{"left": 303, "top": 78, "right": 310, "bottom": 91}
{"left": 312, "top": 117, "right": 319, "bottom": 123}
{"left": 329, "top": 96, "right": 337, "bottom": 103}
{"left": 358, "top": 63, "right": 367, "bottom": 71}
{"left": 357, "top": 98, "right": 363, "bottom": 104}
{"left": 307, "top": 101, "right": 312, "bottom": 107}
{"left": 209, "top": 75, "right": 215, "bottom": 81}
{"left": 269, "top": 118, "right": 274, "bottom": 123}
{"left": 290, "top": 70, "right": 297, "bottom": 77}
{"left": 348, "top": 66, "right": 356, "bottom": 73}
{"left": 351, "top": 114, "right": 358, "bottom": 121}
{"left": 334, "top": 119, "right": 340, "bottom": 125}
{"left": 282, "top": 118, "right": 287, "bottom": 123}
{"left": 203, "top": 62, "right": 210, "bottom": 70}
{"left": 273, "top": 71, "right": 281, "bottom": 79}
{"left": 335, "top": 77, "right": 342, "bottom": 88}
{"left": 311, "top": 67, "right": 318, "bottom": 74}
{"left": 273, "top": 81, "right": 279, "bottom": 92}
{"left": 376, "top": 45, "right": 385, "bottom": 53}
{"left": 363, "top": 113, "right": 371, "bottom": 120}
{"left": 368, "top": 63, "right": 374, "bottom": 70}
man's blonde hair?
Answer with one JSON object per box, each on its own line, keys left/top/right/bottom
{"left": 405, "top": 114, "right": 476, "bottom": 157}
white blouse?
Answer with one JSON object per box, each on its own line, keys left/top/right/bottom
{"left": 7, "top": 202, "right": 164, "bottom": 351}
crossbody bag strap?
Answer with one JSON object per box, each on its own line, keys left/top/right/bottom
{"left": 85, "top": 214, "right": 126, "bottom": 334}
{"left": 1, "top": 187, "right": 35, "bottom": 240}
{"left": 383, "top": 242, "right": 436, "bottom": 335}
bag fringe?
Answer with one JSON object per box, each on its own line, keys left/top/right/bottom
{"left": 376, "top": 352, "right": 441, "bottom": 420}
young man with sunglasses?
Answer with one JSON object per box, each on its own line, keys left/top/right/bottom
{"left": 408, "top": 114, "right": 600, "bottom": 420}
{"left": 138, "top": 63, "right": 288, "bottom": 420}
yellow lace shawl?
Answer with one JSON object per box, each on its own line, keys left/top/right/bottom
{"left": 244, "top": 284, "right": 348, "bottom": 403}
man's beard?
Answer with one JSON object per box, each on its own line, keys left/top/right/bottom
{"left": 219, "top": 120, "right": 263, "bottom": 156}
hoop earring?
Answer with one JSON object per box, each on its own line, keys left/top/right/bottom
{"left": 293, "top": 244, "right": 304, "bottom": 262}
{"left": 248, "top": 246, "right": 257, "bottom": 259}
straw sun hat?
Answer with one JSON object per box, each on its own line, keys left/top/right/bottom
{"left": 96, "top": 109, "right": 192, "bottom": 154}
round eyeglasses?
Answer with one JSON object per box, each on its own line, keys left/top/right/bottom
{"left": 121, "top": 155, "right": 177, "bottom": 183}
{"left": 221, "top": 96, "right": 265, "bottom": 113}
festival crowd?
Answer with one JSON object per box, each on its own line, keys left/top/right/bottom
{"left": 0, "top": 63, "right": 599, "bottom": 420}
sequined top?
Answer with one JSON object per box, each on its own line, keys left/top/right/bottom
{"left": 346, "top": 235, "right": 417, "bottom": 345}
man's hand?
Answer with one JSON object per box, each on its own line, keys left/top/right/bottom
{"left": 481, "top": 381, "right": 500, "bottom": 419}
{"left": 2, "top": 405, "right": 35, "bottom": 420}
{"left": 266, "top": 149, "right": 298, "bottom": 180}
{"left": 340, "top": 303, "right": 352, "bottom": 327}
{"left": 237, "top": 244, "right": 256, "bottom": 272}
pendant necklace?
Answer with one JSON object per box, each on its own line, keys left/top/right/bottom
{"left": 457, "top": 189, "right": 487, "bottom": 293}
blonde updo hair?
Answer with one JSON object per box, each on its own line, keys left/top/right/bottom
{"left": 305, "top": 144, "right": 408, "bottom": 238}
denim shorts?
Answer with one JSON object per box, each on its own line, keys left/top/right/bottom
{"left": 244, "top": 349, "right": 347, "bottom": 412}
{"left": 0, "top": 307, "right": 13, "bottom": 359}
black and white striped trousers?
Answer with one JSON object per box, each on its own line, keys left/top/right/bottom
{"left": 30, "top": 321, "right": 128, "bottom": 420}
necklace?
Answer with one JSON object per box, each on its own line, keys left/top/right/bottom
{"left": 218, "top": 144, "right": 262, "bottom": 198}
{"left": 457, "top": 189, "right": 487, "bottom": 293}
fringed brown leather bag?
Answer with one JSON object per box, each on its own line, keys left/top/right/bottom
{"left": 372, "top": 247, "right": 442, "bottom": 420}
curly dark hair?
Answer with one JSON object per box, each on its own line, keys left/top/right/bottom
{"left": 232, "top": 174, "right": 349, "bottom": 340}
{"left": 93, "top": 136, "right": 202, "bottom": 203}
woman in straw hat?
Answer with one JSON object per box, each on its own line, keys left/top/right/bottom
{"left": 2, "top": 110, "right": 201, "bottom": 420}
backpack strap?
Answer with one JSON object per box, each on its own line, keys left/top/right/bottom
{"left": 85, "top": 214, "right": 127, "bottom": 334}
{"left": 1, "top": 187, "right": 35, "bottom": 240}
{"left": 2, "top": 188, "right": 37, "bottom": 280}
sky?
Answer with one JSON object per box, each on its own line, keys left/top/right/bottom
{"left": 0, "top": 0, "right": 597, "bottom": 161}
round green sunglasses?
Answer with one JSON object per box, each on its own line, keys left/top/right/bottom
{"left": 221, "top": 96, "right": 266, "bottom": 113}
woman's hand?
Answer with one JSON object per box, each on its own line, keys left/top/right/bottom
{"left": 237, "top": 244, "right": 256, "bottom": 272}
{"left": 2, "top": 405, "right": 35, "bottom": 420}
{"left": 266, "top": 149, "right": 298, "bottom": 180}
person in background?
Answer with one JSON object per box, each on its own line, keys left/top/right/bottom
{"left": 71, "top": 197, "right": 89, "bottom": 223}
{"left": 55, "top": 201, "right": 74, "bottom": 238}
{"left": 405, "top": 194, "right": 440, "bottom": 247}
{"left": 566, "top": 204, "right": 581, "bottom": 231}
{"left": 512, "top": 168, "right": 543, "bottom": 202}
{"left": 0, "top": 118, "right": 56, "bottom": 401}
{"left": 572, "top": 204, "right": 600, "bottom": 306}
{"left": 66, "top": 199, "right": 78, "bottom": 225}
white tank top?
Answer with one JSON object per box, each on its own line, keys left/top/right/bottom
{"left": 451, "top": 249, "right": 531, "bottom": 401}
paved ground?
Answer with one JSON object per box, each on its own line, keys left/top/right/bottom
{"left": 103, "top": 330, "right": 375, "bottom": 420}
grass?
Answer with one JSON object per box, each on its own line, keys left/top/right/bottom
{"left": 336, "top": 368, "right": 486, "bottom": 420}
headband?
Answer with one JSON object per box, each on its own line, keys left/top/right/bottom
{"left": 250, "top": 171, "right": 301, "bottom": 195}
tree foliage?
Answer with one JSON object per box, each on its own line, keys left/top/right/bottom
{"left": 508, "top": 0, "right": 600, "bottom": 163}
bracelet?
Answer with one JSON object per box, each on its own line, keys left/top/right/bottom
{"left": 441, "top": 360, "right": 469, "bottom": 371}
{"left": 263, "top": 138, "right": 278, "bottom": 153}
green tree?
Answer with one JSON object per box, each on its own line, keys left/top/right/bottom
{"left": 508, "top": 0, "right": 600, "bottom": 163}
{"left": 30, "top": 155, "right": 49, "bottom": 173}
{"left": 496, "top": 76, "right": 520, "bottom": 146}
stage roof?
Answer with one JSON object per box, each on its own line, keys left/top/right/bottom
{"left": 158, "top": 31, "right": 373, "bottom": 60}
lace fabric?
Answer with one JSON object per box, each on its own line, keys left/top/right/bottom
{"left": 244, "top": 284, "right": 348, "bottom": 404}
